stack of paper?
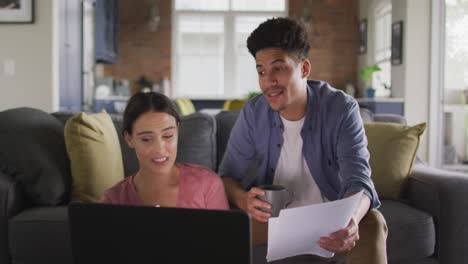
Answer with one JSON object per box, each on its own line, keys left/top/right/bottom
{"left": 266, "top": 191, "right": 364, "bottom": 262}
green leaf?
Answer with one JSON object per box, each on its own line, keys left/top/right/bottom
{"left": 247, "top": 91, "right": 261, "bottom": 100}
{"left": 359, "top": 64, "right": 382, "bottom": 82}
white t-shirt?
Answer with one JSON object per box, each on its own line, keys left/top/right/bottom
{"left": 273, "top": 115, "right": 323, "bottom": 208}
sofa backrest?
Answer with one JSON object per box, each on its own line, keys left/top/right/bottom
{"left": 214, "top": 109, "right": 410, "bottom": 171}
{"left": 52, "top": 111, "right": 217, "bottom": 177}
{"left": 5, "top": 107, "right": 406, "bottom": 205}
{"left": 373, "top": 114, "right": 407, "bottom": 125}
{"left": 214, "top": 111, "right": 240, "bottom": 170}
{"left": 0, "top": 108, "right": 72, "bottom": 206}
{"left": 177, "top": 112, "right": 217, "bottom": 170}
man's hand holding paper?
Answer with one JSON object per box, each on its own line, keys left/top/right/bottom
{"left": 266, "top": 191, "right": 364, "bottom": 262}
{"left": 319, "top": 216, "right": 359, "bottom": 253}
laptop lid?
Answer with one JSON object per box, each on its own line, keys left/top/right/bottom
{"left": 68, "top": 203, "right": 251, "bottom": 264}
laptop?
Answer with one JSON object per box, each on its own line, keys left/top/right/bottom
{"left": 68, "top": 203, "right": 252, "bottom": 264}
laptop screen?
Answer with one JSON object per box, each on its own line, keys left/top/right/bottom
{"left": 68, "top": 203, "right": 251, "bottom": 264}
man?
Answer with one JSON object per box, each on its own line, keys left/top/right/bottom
{"left": 219, "top": 17, "right": 387, "bottom": 263}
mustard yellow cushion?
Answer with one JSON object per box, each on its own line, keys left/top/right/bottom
{"left": 64, "top": 111, "right": 124, "bottom": 202}
{"left": 365, "top": 122, "right": 427, "bottom": 199}
{"left": 183, "top": 98, "right": 196, "bottom": 114}
{"left": 174, "top": 98, "right": 195, "bottom": 115}
{"left": 223, "top": 99, "right": 247, "bottom": 111}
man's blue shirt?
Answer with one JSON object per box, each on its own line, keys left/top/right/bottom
{"left": 219, "top": 80, "right": 380, "bottom": 209}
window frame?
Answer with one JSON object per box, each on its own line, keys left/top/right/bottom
{"left": 372, "top": 1, "right": 392, "bottom": 97}
{"left": 171, "top": 0, "right": 288, "bottom": 99}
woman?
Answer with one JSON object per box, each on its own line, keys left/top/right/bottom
{"left": 101, "top": 92, "right": 229, "bottom": 210}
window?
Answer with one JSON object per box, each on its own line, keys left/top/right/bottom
{"left": 442, "top": 0, "right": 468, "bottom": 167}
{"left": 445, "top": 0, "right": 468, "bottom": 91}
{"left": 173, "top": 0, "right": 287, "bottom": 98}
{"left": 372, "top": 2, "right": 392, "bottom": 97}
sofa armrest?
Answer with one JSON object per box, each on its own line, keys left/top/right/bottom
{"left": 407, "top": 164, "right": 468, "bottom": 263}
{"left": 0, "top": 171, "right": 29, "bottom": 217}
{"left": 0, "top": 170, "right": 29, "bottom": 264}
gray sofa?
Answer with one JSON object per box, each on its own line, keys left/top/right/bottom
{"left": 0, "top": 107, "right": 467, "bottom": 264}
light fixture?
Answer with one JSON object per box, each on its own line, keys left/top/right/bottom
{"left": 148, "top": 0, "right": 161, "bottom": 32}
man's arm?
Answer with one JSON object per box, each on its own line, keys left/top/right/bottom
{"left": 222, "top": 177, "right": 271, "bottom": 222}
{"left": 336, "top": 100, "right": 380, "bottom": 208}
{"left": 218, "top": 105, "right": 272, "bottom": 222}
{"left": 221, "top": 177, "right": 246, "bottom": 209}
{"left": 352, "top": 192, "right": 371, "bottom": 224}
{"left": 319, "top": 99, "right": 375, "bottom": 253}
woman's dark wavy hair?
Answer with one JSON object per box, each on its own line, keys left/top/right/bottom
{"left": 247, "top": 17, "right": 310, "bottom": 60}
{"left": 122, "top": 92, "right": 181, "bottom": 135}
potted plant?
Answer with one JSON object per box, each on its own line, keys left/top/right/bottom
{"left": 247, "top": 91, "right": 262, "bottom": 100}
{"left": 359, "top": 64, "right": 381, "bottom": 98}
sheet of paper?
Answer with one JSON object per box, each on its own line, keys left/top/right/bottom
{"left": 266, "top": 191, "right": 364, "bottom": 262}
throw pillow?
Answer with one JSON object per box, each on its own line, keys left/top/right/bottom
{"left": 365, "top": 122, "right": 426, "bottom": 199}
{"left": 64, "top": 111, "right": 124, "bottom": 202}
{"left": 177, "top": 112, "right": 217, "bottom": 170}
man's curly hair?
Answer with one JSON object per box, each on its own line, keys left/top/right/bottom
{"left": 247, "top": 17, "right": 310, "bottom": 59}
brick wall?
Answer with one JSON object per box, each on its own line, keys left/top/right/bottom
{"left": 105, "top": 0, "right": 358, "bottom": 94}
{"left": 103, "top": 0, "right": 171, "bottom": 84}
{"left": 290, "top": 0, "right": 359, "bottom": 92}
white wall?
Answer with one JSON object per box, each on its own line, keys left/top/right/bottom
{"left": 358, "top": 0, "right": 373, "bottom": 96}
{"left": 392, "top": 0, "right": 431, "bottom": 161}
{"left": 390, "top": 0, "right": 407, "bottom": 99}
{"left": 359, "top": 0, "right": 432, "bottom": 161}
{"left": 403, "top": 0, "right": 431, "bottom": 161}
{"left": 0, "top": 1, "right": 59, "bottom": 112}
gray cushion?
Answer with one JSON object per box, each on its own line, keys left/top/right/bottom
{"left": 50, "top": 111, "right": 75, "bottom": 126}
{"left": 9, "top": 206, "right": 72, "bottom": 264}
{"left": 410, "top": 259, "right": 438, "bottom": 264}
{"left": 0, "top": 108, "right": 71, "bottom": 206}
{"left": 177, "top": 112, "right": 217, "bottom": 170}
{"left": 379, "top": 200, "right": 436, "bottom": 263}
{"left": 373, "top": 114, "right": 407, "bottom": 125}
{"left": 53, "top": 111, "right": 218, "bottom": 175}
{"left": 253, "top": 245, "right": 342, "bottom": 264}
{"left": 114, "top": 112, "right": 218, "bottom": 173}
{"left": 215, "top": 110, "right": 241, "bottom": 169}
{"left": 359, "top": 108, "right": 374, "bottom": 123}
{"left": 108, "top": 114, "right": 139, "bottom": 177}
